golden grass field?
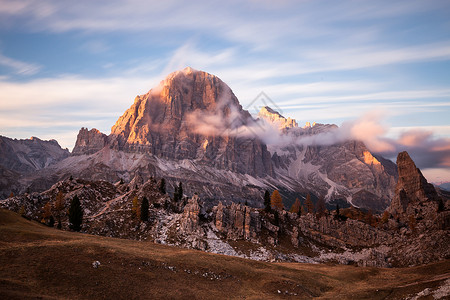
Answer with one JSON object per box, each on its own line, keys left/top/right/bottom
{"left": 0, "top": 208, "right": 448, "bottom": 299}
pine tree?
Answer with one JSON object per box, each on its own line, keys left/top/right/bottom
{"left": 68, "top": 195, "right": 83, "bottom": 231}
{"left": 140, "top": 197, "right": 149, "bottom": 222}
{"left": 48, "top": 215, "right": 55, "bottom": 227}
{"left": 264, "top": 190, "right": 271, "bottom": 212}
{"left": 305, "top": 193, "right": 314, "bottom": 214}
{"left": 159, "top": 178, "right": 166, "bottom": 194}
{"left": 132, "top": 196, "right": 140, "bottom": 219}
{"left": 42, "top": 202, "right": 52, "bottom": 225}
{"left": 177, "top": 182, "right": 183, "bottom": 201}
{"left": 173, "top": 185, "right": 179, "bottom": 202}
{"left": 336, "top": 204, "right": 340, "bottom": 217}
{"left": 437, "top": 198, "right": 445, "bottom": 212}
{"left": 19, "top": 205, "right": 25, "bottom": 217}
{"left": 300, "top": 205, "right": 305, "bottom": 216}
{"left": 120, "top": 178, "right": 124, "bottom": 184}
{"left": 273, "top": 210, "right": 280, "bottom": 227}
{"left": 289, "top": 198, "right": 301, "bottom": 214}
{"left": 270, "top": 190, "right": 284, "bottom": 210}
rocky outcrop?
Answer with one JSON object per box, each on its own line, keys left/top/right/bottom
{"left": 72, "top": 128, "right": 108, "bottom": 155}
{"left": 387, "top": 151, "right": 441, "bottom": 224}
{"left": 180, "top": 194, "right": 202, "bottom": 234}
{"left": 214, "top": 202, "right": 261, "bottom": 241}
{"left": 298, "top": 214, "right": 391, "bottom": 248}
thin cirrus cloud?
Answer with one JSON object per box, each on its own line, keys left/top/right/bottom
{"left": 0, "top": 51, "right": 41, "bottom": 75}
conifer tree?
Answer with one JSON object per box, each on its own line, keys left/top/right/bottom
{"left": 264, "top": 190, "right": 271, "bottom": 212}
{"left": 19, "top": 205, "right": 25, "bottom": 217}
{"left": 178, "top": 182, "right": 183, "bottom": 199}
{"left": 132, "top": 196, "right": 140, "bottom": 219}
{"left": 437, "top": 198, "right": 445, "bottom": 212}
{"left": 48, "top": 215, "right": 55, "bottom": 227}
{"left": 42, "top": 202, "right": 52, "bottom": 225}
{"left": 159, "top": 178, "right": 166, "bottom": 194}
{"left": 68, "top": 195, "right": 83, "bottom": 231}
{"left": 380, "top": 211, "right": 389, "bottom": 225}
{"left": 305, "top": 193, "right": 314, "bottom": 214}
{"left": 289, "top": 198, "right": 301, "bottom": 214}
{"left": 173, "top": 185, "right": 179, "bottom": 202}
{"left": 270, "top": 190, "right": 284, "bottom": 210}
{"left": 273, "top": 210, "right": 280, "bottom": 227}
{"left": 140, "top": 197, "right": 149, "bottom": 222}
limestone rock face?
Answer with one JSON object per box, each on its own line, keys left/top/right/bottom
{"left": 258, "top": 106, "right": 298, "bottom": 129}
{"left": 214, "top": 202, "right": 261, "bottom": 241}
{"left": 298, "top": 214, "right": 391, "bottom": 248}
{"left": 72, "top": 128, "right": 108, "bottom": 155}
{"left": 110, "top": 67, "right": 273, "bottom": 178}
{"left": 180, "top": 194, "right": 202, "bottom": 234}
{"left": 272, "top": 136, "right": 397, "bottom": 211}
{"left": 387, "top": 151, "right": 440, "bottom": 223}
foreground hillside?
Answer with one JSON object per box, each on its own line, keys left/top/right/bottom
{"left": 1, "top": 209, "right": 449, "bottom": 300}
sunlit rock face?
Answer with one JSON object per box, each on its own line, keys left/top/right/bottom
{"left": 72, "top": 128, "right": 107, "bottom": 156}
{"left": 109, "top": 67, "right": 273, "bottom": 177}
{"left": 257, "top": 106, "right": 298, "bottom": 129}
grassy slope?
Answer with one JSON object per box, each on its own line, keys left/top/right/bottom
{"left": 0, "top": 209, "right": 448, "bottom": 300}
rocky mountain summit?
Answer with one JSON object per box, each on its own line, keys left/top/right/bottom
{"left": 257, "top": 106, "right": 298, "bottom": 129}
{"left": 0, "top": 68, "right": 398, "bottom": 211}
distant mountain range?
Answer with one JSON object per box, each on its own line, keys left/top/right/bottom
{"left": 0, "top": 67, "right": 398, "bottom": 211}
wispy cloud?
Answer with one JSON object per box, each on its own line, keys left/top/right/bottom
{"left": 0, "top": 51, "right": 41, "bottom": 75}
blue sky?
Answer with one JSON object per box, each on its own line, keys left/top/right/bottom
{"left": 0, "top": 0, "right": 449, "bottom": 182}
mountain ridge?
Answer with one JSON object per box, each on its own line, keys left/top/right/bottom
{"left": 0, "top": 68, "right": 397, "bottom": 211}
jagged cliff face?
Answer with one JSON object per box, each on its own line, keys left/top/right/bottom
{"left": 261, "top": 108, "right": 397, "bottom": 211}
{"left": 108, "top": 67, "right": 273, "bottom": 177}
{"left": 387, "top": 151, "right": 441, "bottom": 224}
{"left": 72, "top": 128, "right": 107, "bottom": 155}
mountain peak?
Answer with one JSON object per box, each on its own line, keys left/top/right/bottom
{"left": 258, "top": 106, "right": 298, "bottom": 129}
{"left": 109, "top": 68, "right": 272, "bottom": 177}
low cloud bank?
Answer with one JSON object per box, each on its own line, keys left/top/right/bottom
{"left": 185, "top": 101, "right": 450, "bottom": 170}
